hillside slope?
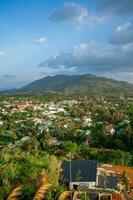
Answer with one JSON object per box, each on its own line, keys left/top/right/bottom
{"left": 20, "top": 74, "right": 133, "bottom": 95}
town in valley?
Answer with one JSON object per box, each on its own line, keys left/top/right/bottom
{"left": 0, "top": 94, "right": 133, "bottom": 200}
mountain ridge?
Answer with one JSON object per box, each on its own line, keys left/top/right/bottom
{"left": 1, "top": 74, "right": 133, "bottom": 95}
{"left": 20, "top": 74, "right": 133, "bottom": 95}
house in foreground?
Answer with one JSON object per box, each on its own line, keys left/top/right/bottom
{"left": 61, "top": 160, "right": 117, "bottom": 191}
{"left": 61, "top": 160, "right": 98, "bottom": 189}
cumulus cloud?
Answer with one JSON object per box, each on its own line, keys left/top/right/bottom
{"left": 49, "top": 1, "right": 133, "bottom": 28}
{"left": 50, "top": 2, "right": 88, "bottom": 23}
{"left": 49, "top": 2, "right": 103, "bottom": 27}
{"left": 95, "top": 0, "right": 133, "bottom": 15}
{"left": 38, "top": 41, "right": 133, "bottom": 75}
{"left": 36, "top": 37, "right": 47, "bottom": 43}
{"left": 110, "top": 22, "right": 133, "bottom": 45}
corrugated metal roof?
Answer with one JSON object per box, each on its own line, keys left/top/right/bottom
{"left": 98, "top": 175, "right": 117, "bottom": 189}
{"left": 61, "top": 160, "right": 97, "bottom": 182}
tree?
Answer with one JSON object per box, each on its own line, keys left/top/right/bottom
{"left": 122, "top": 171, "right": 129, "bottom": 191}
{"left": 60, "top": 141, "right": 78, "bottom": 156}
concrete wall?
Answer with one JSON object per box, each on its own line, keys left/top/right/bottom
{"left": 69, "top": 181, "right": 96, "bottom": 189}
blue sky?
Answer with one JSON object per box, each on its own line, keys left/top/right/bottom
{"left": 0, "top": 0, "right": 133, "bottom": 89}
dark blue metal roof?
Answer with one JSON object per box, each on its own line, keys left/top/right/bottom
{"left": 61, "top": 160, "right": 97, "bottom": 182}
{"left": 98, "top": 175, "right": 117, "bottom": 189}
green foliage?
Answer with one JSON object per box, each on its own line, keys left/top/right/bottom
{"left": 11, "top": 74, "right": 133, "bottom": 95}
{"left": 0, "top": 148, "right": 53, "bottom": 199}
{"left": 122, "top": 171, "right": 129, "bottom": 191}
{"left": 20, "top": 184, "right": 36, "bottom": 200}
{"left": 80, "top": 193, "right": 90, "bottom": 200}
{"left": 46, "top": 186, "right": 66, "bottom": 200}
{"left": 47, "top": 156, "right": 60, "bottom": 186}
{"left": 60, "top": 141, "right": 78, "bottom": 155}
{"left": 1, "top": 94, "right": 133, "bottom": 199}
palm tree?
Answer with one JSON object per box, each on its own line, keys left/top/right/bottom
{"left": 7, "top": 186, "right": 22, "bottom": 200}
{"left": 33, "top": 171, "right": 52, "bottom": 200}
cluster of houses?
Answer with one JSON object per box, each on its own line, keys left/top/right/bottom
{"left": 0, "top": 96, "right": 133, "bottom": 199}
{"left": 0, "top": 96, "right": 132, "bottom": 150}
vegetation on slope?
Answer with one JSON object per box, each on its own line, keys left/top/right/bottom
{"left": 17, "top": 74, "right": 133, "bottom": 95}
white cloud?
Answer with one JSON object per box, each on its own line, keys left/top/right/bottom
{"left": 53, "top": 52, "right": 60, "bottom": 59}
{"left": 73, "top": 43, "right": 89, "bottom": 57}
{"left": 0, "top": 51, "right": 7, "bottom": 57}
{"left": 50, "top": 2, "right": 104, "bottom": 27}
{"left": 36, "top": 37, "right": 47, "bottom": 43}
{"left": 50, "top": 2, "right": 88, "bottom": 23}
{"left": 116, "top": 22, "right": 132, "bottom": 33}
{"left": 110, "top": 22, "right": 133, "bottom": 45}
{"left": 38, "top": 41, "right": 133, "bottom": 75}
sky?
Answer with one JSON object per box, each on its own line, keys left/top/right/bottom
{"left": 0, "top": 0, "right": 133, "bottom": 89}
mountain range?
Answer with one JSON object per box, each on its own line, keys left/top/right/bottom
{"left": 4, "top": 74, "right": 132, "bottom": 96}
